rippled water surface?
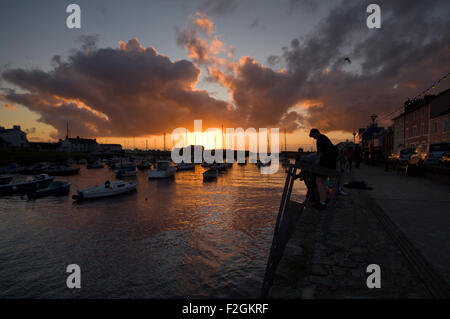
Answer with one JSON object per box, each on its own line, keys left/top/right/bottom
{"left": 0, "top": 163, "right": 306, "bottom": 298}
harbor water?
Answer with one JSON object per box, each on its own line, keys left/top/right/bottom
{"left": 0, "top": 163, "right": 306, "bottom": 298}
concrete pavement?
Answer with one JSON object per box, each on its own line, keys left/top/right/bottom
{"left": 351, "top": 164, "right": 450, "bottom": 285}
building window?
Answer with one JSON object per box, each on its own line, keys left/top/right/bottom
{"left": 413, "top": 127, "right": 417, "bottom": 137}
{"left": 414, "top": 112, "right": 417, "bottom": 120}
{"left": 444, "top": 119, "right": 448, "bottom": 132}
{"left": 434, "top": 121, "right": 438, "bottom": 133}
{"left": 420, "top": 123, "right": 424, "bottom": 136}
{"left": 422, "top": 108, "right": 425, "bottom": 117}
{"left": 406, "top": 128, "right": 409, "bottom": 138}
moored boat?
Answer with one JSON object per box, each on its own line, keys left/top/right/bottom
{"left": 27, "top": 181, "right": 71, "bottom": 199}
{"left": 148, "top": 161, "right": 176, "bottom": 179}
{"left": 176, "top": 162, "right": 195, "bottom": 171}
{"left": 0, "top": 174, "right": 54, "bottom": 196}
{"left": 203, "top": 168, "right": 218, "bottom": 180}
{"left": 23, "top": 162, "right": 51, "bottom": 175}
{"left": 115, "top": 165, "right": 136, "bottom": 178}
{"left": 0, "top": 163, "right": 24, "bottom": 174}
{"left": 42, "top": 165, "right": 80, "bottom": 176}
{"left": 0, "top": 175, "right": 14, "bottom": 185}
{"left": 136, "top": 160, "right": 151, "bottom": 170}
{"left": 72, "top": 180, "right": 137, "bottom": 201}
{"left": 87, "top": 160, "right": 104, "bottom": 169}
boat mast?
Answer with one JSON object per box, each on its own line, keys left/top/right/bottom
{"left": 163, "top": 132, "right": 166, "bottom": 151}
{"left": 284, "top": 128, "right": 287, "bottom": 152}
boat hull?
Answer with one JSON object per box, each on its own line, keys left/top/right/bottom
{"left": 28, "top": 181, "right": 71, "bottom": 199}
{"left": 0, "top": 176, "right": 54, "bottom": 196}
{"left": 148, "top": 167, "right": 176, "bottom": 179}
{"left": 42, "top": 168, "right": 80, "bottom": 176}
{"left": 73, "top": 181, "right": 137, "bottom": 201}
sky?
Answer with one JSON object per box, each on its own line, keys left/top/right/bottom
{"left": 1, "top": 0, "right": 449, "bottom": 150}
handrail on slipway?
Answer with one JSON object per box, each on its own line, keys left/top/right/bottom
{"left": 260, "top": 159, "right": 341, "bottom": 298}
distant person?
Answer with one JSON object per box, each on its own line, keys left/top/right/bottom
{"left": 354, "top": 145, "right": 362, "bottom": 168}
{"left": 309, "top": 128, "right": 338, "bottom": 210}
{"left": 346, "top": 146, "right": 354, "bottom": 172}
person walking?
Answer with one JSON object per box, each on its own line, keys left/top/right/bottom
{"left": 309, "top": 128, "right": 337, "bottom": 210}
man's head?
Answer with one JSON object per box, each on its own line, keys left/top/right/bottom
{"left": 309, "top": 128, "right": 320, "bottom": 139}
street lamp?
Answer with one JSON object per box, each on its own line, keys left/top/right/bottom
{"left": 352, "top": 131, "right": 356, "bottom": 144}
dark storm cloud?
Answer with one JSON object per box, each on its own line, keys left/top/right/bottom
{"left": 266, "top": 0, "right": 450, "bottom": 132}
{"left": 199, "top": 0, "right": 238, "bottom": 16}
{"left": 176, "top": 1, "right": 450, "bottom": 133}
{"left": 2, "top": 38, "right": 233, "bottom": 138}
{"left": 2, "top": 0, "right": 449, "bottom": 138}
{"left": 77, "top": 35, "right": 100, "bottom": 51}
{"left": 289, "top": 0, "right": 320, "bottom": 12}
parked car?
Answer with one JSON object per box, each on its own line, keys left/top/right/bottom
{"left": 409, "top": 143, "right": 450, "bottom": 167}
{"left": 408, "top": 144, "right": 428, "bottom": 167}
{"left": 440, "top": 151, "right": 450, "bottom": 167}
{"left": 389, "top": 148, "right": 414, "bottom": 164}
{"left": 427, "top": 142, "right": 450, "bottom": 165}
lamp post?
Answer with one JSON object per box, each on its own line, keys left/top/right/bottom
{"left": 352, "top": 131, "right": 356, "bottom": 144}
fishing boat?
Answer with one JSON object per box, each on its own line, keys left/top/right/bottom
{"left": 72, "top": 180, "right": 137, "bottom": 201}
{"left": 0, "top": 174, "right": 54, "bottom": 196}
{"left": 148, "top": 161, "right": 176, "bottom": 179}
{"left": 77, "top": 159, "right": 87, "bottom": 165}
{"left": 201, "top": 162, "right": 214, "bottom": 168}
{"left": 136, "top": 160, "right": 151, "bottom": 170}
{"left": 27, "top": 181, "right": 71, "bottom": 199}
{"left": 176, "top": 162, "right": 195, "bottom": 171}
{"left": 115, "top": 165, "right": 136, "bottom": 178}
{"left": 0, "top": 163, "right": 24, "bottom": 174}
{"left": 203, "top": 168, "right": 218, "bottom": 180}
{"left": 43, "top": 165, "right": 80, "bottom": 176}
{"left": 87, "top": 160, "right": 104, "bottom": 169}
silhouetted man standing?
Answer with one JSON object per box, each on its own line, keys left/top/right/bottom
{"left": 309, "top": 128, "right": 337, "bottom": 210}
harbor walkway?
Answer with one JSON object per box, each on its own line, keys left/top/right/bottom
{"left": 268, "top": 163, "right": 450, "bottom": 298}
{"left": 352, "top": 164, "right": 450, "bottom": 286}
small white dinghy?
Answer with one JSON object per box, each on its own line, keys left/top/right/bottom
{"left": 72, "top": 180, "right": 137, "bottom": 201}
{"left": 148, "top": 161, "right": 176, "bottom": 179}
